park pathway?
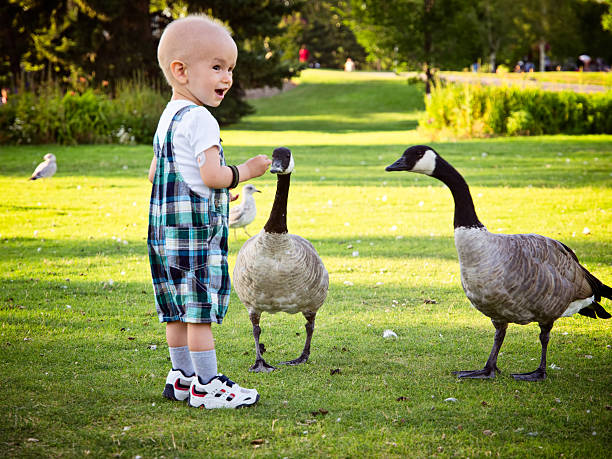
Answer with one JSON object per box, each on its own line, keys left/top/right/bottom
{"left": 439, "top": 72, "right": 610, "bottom": 93}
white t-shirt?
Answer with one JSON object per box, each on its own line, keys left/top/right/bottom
{"left": 154, "top": 99, "right": 222, "bottom": 198}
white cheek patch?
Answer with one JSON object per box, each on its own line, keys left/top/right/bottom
{"left": 412, "top": 149, "right": 436, "bottom": 175}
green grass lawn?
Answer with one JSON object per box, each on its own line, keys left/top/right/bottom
{"left": 1, "top": 69, "right": 611, "bottom": 457}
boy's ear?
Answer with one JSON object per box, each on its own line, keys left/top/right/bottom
{"left": 170, "top": 60, "right": 188, "bottom": 83}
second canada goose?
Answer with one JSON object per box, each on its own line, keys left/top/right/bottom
{"left": 386, "top": 145, "right": 611, "bottom": 381}
{"left": 233, "top": 147, "right": 329, "bottom": 372}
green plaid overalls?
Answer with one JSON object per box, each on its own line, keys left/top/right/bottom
{"left": 148, "top": 105, "right": 230, "bottom": 324}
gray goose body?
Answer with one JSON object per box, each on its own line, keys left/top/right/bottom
{"left": 233, "top": 147, "right": 329, "bottom": 372}
{"left": 387, "top": 145, "right": 610, "bottom": 381}
{"left": 234, "top": 232, "right": 328, "bottom": 315}
{"left": 456, "top": 228, "right": 594, "bottom": 325}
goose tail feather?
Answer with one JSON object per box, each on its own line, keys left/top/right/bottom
{"left": 599, "top": 282, "right": 612, "bottom": 301}
{"left": 593, "top": 301, "right": 611, "bottom": 319}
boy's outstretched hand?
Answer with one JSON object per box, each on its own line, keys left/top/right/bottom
{"left": 245, "top": 155, "right": 271, "bottom": 179}
{"left": 229, "top": 192, "right": 239, "bottom": 202}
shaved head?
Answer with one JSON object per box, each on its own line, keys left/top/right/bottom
{"left": 157, "top": 15, "right": 235, "bottom": 86}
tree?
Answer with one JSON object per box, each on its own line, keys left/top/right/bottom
{"left": 0, "top": 0, "right": 301, "bottom": 125}
{"left": 342, "top": 0, "right": 478, "bottom": 91}
{"left": 274, "top": 1, "right": 366, "bottom": 69}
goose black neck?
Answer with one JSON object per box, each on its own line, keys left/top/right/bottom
{"left": 264, "top": 173, "right": 290, "bottom": 234}
{"left": 433, "top": 159, "right": 484, "bottom": 229}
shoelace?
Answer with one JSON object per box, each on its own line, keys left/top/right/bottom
{"left": 216, "top": 374, "right": 235, "bottom": 387}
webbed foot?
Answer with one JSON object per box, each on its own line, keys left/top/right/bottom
{"left": 278, "top": 354, "right": 309, "bottom": 366}
{"left": 453, "top": 366, "right": 499, "bottom": 379}
{"left": 511, "top": 368, "right": 546, "bottom": 381}
{"left": 249, "top": 358, "right": 276, "bottom": 373}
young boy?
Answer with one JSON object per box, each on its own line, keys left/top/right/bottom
{"left": 148, "top": 15, "right": 271, "bottom": 409}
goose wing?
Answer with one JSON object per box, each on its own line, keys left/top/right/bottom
{"left": 457, "top": 230, "right": 593, "bottom": 324}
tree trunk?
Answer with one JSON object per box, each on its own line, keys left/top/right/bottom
{"left": 538, "top": 40, "right": 546, "bottom": 72}
{"left": 423, "top": 0, "right": 434, "bottom": 94}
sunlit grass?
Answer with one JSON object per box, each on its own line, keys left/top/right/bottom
{"left": 0, "top": 69, "right": 610, "bottom": 457}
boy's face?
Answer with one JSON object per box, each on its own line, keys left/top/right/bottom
{"left": 183, "top": 32, "right": 237, "bottom": 107}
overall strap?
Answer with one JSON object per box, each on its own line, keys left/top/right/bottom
{"left": 159, "top": 104, "right": 199, "bottom": 162}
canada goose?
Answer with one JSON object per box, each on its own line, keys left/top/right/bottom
{"left": 29, "top": 154, "right": 57, "bottom": 180}
{"left": 229, "top": 184, "right": 261, "bottom": 240}
{"left": 233, "top": 147, "right": 329, "bottom": 372}
{"left": 386, "top": 145, "right": 611, "bottom": 381}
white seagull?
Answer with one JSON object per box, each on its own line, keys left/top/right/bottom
{"left": 229, "top": 184, "right": 261, "bottom": 239}
{"left": 29, "top": 154, "right": 57, "bottom": 180}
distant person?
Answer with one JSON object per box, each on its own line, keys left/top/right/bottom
{"left": 298, "top": 44, "right": 310, "bottom": 63}
{"left": 578, "top": 54, "right": 591, "bottom": 71}
{"left": 0, "top": 88, "right": 7, "bottom": 104}
{"left": 150, "top": 15, "right": 271, "bottom": 409}
{"left": 344, "top": 57, "right": 355, "bottom": 72}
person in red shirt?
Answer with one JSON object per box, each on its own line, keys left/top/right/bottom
{"left": 298, "top": 44, "right": 310, "bottom": 63}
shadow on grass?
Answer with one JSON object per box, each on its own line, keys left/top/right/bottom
{"left": 2, "top": 139, "right": 610, "bottom": 188}
{"left": 1, "top": 235, "right": 610, "bottom": 265}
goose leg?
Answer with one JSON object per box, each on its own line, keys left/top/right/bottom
{"left": 512, "top": 322, "right": 552, "bottom": 381}
{"left": 453, "top": 320, "right": 507, "bottom": 379}
{"left": 233, "top": 228, "right": 238, "bottom": 241}
{"left": 243, "top": 227, "right": 251, "bottom": 237}
{"left": 248, "top": 311, "right": 276, "bottom": 372}
{"left": 279, "top": 312, "right": 316, "bottom": 366}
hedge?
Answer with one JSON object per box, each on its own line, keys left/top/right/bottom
{"left": 420, "top": 82, "right": 612, "bottom": 138}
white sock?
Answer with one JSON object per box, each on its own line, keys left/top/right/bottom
{"left": 169, "top": 346, "right": 194, "bottom": 376}
{"left": 190, "top": 349, "right": 218, "bottom": 384}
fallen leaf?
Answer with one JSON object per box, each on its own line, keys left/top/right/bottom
{"left": 483, "top": 430, "right": 494, "bottom": 436}
{"left": 330, "top": 368, "right": 341, "bottom": 375}
{"left": 250, "top": 439, "right": 264, "bottom": 445}
{"left": 396, "top": 396, "right": 409, "bottom": 402}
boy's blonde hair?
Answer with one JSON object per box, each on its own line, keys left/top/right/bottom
{"left": 157, "top": 14, "right": 233, "bottom": 86}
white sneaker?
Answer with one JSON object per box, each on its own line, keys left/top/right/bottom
{"left": 162, "top": 369, "right": 195, "bottom": 401}
{"left": 189, "top": 374, "right": 259, "bottom": 409}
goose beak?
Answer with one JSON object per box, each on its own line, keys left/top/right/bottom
{"left": 385, "top": 156, "right": 407, "bottom": 172}
{"left": 270, "top": 160, "right": 284, "bottom": 174}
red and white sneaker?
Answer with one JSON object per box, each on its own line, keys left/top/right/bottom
{"left": 162, "top": 369, "right": 195, "bottom": 401}
{"left": 188, "top": 374, "right": 259, "bottom": 409}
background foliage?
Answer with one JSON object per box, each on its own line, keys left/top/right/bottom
{"left": 421, "top": 82, "right": 612, "bottom": 138}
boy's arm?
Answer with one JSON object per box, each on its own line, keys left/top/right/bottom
{"left": 199, "top": 146, "right": 270, "bottom": 189}
{"left": 148, "top": 156, "right": 157, "bottom": 183}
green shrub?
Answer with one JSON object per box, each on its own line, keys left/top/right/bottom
{"left": 421, "top": 82, "right": 612, "bottom": 138}
{"left": 0, "top": 76, "right": 254, "bottom": 145}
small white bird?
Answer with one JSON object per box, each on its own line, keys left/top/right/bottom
{"left": 229, "top": 184, "right": 261, "bottom": 239}
{"left": 29, "top": 154, "right": 57, "bottom": 180}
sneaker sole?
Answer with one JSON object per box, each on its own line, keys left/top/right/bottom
{"left": 190, "top": 393, "right": 260, "bottom": 409}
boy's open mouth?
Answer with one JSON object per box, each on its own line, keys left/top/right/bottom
{"left": 215, "top": 89, "right": 225, "bottom": 96}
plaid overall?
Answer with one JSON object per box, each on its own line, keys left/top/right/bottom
{"left": 148, "top": 105, "right": 231, "bottom": 324}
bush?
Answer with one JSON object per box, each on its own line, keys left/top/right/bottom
{"left": 420, "top": 82, "right": 612, "bottom": 138}
{"left": 0, "top": 78, "right": 255, "bottom": 145}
